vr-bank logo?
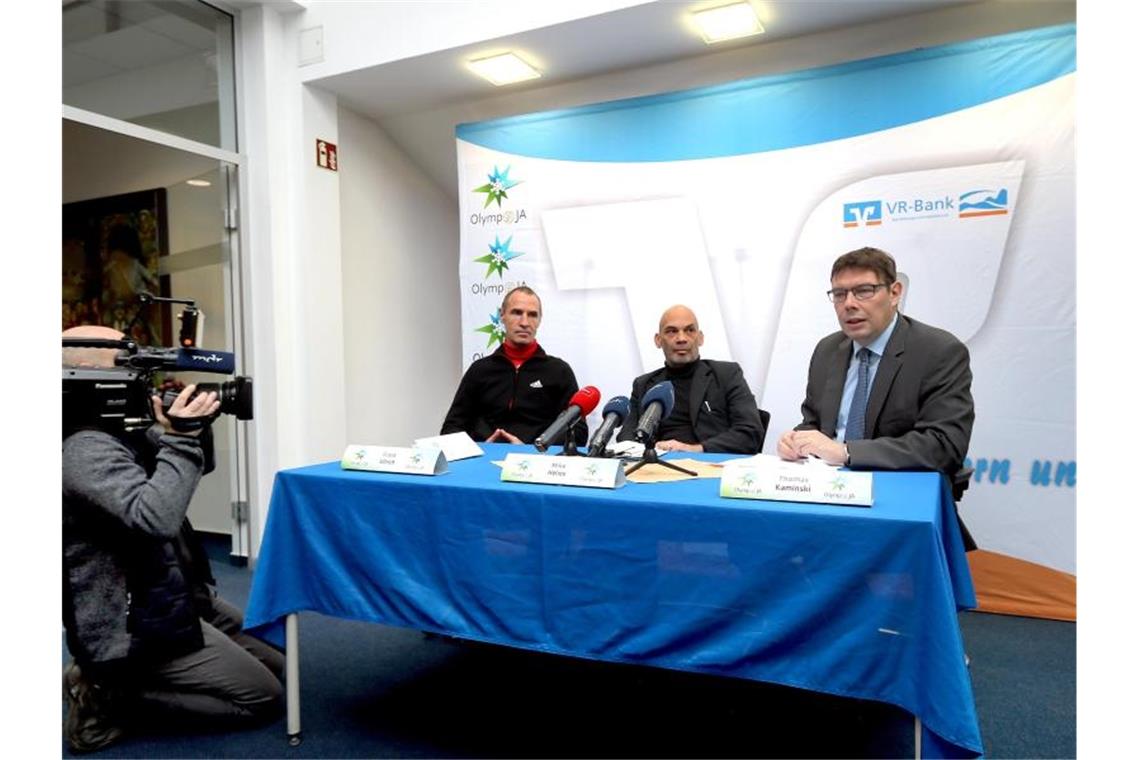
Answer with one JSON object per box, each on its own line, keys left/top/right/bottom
{"left": 475, "top": 313, "right": 506, "bottom": 347}
{"left": 843, "top": 200, "right": 882, "bottom": 228}
{"left": 958, "top": 188, "right": 1009, "bottom": 219}
{"left": 473, "top": 165, "right": 520, "bottom": 209}
{"left": 475, "top": 234, "right": 523, "bottom": 279}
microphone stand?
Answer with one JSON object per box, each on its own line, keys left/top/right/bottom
{"left": 624, "top": 434, "right": 698, "bottom": 477}
{"left": 558, "top": 421, "right": 582, "bottom": 457}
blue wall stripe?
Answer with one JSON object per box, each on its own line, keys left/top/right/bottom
{"left": 456, "top": 24, "right": 1075, "bottom": 162}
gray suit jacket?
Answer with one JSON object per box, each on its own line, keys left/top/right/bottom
{"left": 797, "top": 314, "right": 974, "bottom": 477}
{"left": 618, "top": 359, "right": 764, "bottom": 454}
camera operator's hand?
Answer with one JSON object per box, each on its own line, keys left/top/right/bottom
{"left": 152, "top": 384, "right": 220, "bottom": 437}
{"left": 159, "top": 378, "right": 186, "bottom": 394}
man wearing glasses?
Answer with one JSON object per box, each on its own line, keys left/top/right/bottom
{"left": 776, "top": 246, "right": 974, "bottom": 479}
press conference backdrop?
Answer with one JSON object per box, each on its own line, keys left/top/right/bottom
{"left": 455, "top": 25, "right": 1075, "bottom": 619}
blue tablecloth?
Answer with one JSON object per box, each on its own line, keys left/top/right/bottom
{"left": 246, "top": 444, "right": 980, "bottom": 756}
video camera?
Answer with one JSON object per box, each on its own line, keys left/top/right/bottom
{"left": 63, "top": 294, "right": 252, "bottom": 433}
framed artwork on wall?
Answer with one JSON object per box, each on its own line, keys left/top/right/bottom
{"left": 62, "top": 188, "right": 171, "bottom": 346}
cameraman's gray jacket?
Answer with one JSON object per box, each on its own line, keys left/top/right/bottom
{"left": 62, "top": 426, "right": 208, "bottom": 677}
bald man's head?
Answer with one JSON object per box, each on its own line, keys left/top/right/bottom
{"left": 654, "top": 305, "right": 703, "bottom": 367}
{"left": 62, "top": 325, "right": 125, "bottom": 369}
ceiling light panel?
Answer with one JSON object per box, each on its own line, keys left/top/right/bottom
{"left": 467, "top": 52, "right": 541, "bottom": 86}
{"left": 692, "top": 2, "right": 765, "bottom": 44}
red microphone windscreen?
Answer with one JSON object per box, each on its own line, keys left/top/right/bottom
{"left": 570, "top": 386, "right": 601, "bottom": 416}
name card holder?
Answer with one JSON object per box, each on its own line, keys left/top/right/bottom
{"left": 719, "top": 460, "right": 872, "bottom": 507}
{"left": 413, "top": 432, "right": 484, "bottom": 461}
{"left": 341, "top": 444, "right": 448, "bottom": 475}
{"left": 500, "top": 453, "right": 626, "bottom": 489}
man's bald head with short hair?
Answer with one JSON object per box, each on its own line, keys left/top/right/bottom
{"left": 62, "top": 325, "right": 125, "bottom": 369}
{"left": 658, "top": 305, "right": 698, "bottom": 333}
{"left": 654, "top": 304, "right": 704, "bottom": 367}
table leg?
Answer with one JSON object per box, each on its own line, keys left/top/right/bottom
{"left": 286, "top": 612, "right": 302, "bottom": 746}
{"left": 914, "top": 715, "right": 922, "bottom": 759}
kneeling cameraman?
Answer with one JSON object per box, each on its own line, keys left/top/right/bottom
{"left": 62, "top": 325, "right": 283, "bottom": 752}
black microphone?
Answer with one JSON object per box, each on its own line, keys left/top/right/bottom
{"left": 533, "top": 386, "right": 601, "bottom": 452}
{"left": 586, "top": 396, "right": 631, "bottom": 457}
{"left": 634, "top": 381, "right": 675, "bottom": 443}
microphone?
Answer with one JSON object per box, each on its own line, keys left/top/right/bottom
{"left": 634, "top": 381, "right": 675, "bottom": 443}
{"left": 586, "top": 396, "right": 631, "bottom": 457}
{"left": 116, "top": 346, "right": 237, "bottom": 374}
{"left": 173, "top": 347, "right": 235, "bottom": 374}
{"left": 533, "top": 386, "right": 601, "bottom": 452}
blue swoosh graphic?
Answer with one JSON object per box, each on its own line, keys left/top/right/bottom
{"left": 457, "top": 24, "right": 1074, "bottom": 162}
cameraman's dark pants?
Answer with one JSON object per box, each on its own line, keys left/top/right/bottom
{"left": 130, "top": 596, "right": 285, "bottom": 728}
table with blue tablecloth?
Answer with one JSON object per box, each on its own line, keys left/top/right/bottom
{"left": 246, "top": 443, "right": 980, "bottom": 757}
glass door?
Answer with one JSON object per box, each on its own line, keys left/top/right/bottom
{"left": 63, "top": 118, "right": 249, "bottom": 556}
{"left": 63, "top": 0, "right": 247, "bottom": 558}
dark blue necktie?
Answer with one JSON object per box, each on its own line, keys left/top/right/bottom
{"left": 846, "top": 348, "right": 872, "bottom": 442}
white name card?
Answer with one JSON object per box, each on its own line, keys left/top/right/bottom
{"left": 500, "top": 453, "right": 626, "bottom": 489}
{"left": 341, "top": 444, "right": 448, "bottom": 476}
{"left": 413, "top": 432, "right": 484, "bottom": 462}
{"left": 719, "top": 460, "right": 873, "bottom": 507}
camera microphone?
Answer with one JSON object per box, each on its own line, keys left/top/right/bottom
{"left": 118, "top": 347, "right": 236, "bottom": 374}
{"left": 173, "top": 347, "right": 234, "bottom": 374}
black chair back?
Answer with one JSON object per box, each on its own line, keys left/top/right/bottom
{"left": 952, "top": 466, "right": 978, "bottom": 552}
{"left": 758, "top": 408, "right": 771, "bottom": 452}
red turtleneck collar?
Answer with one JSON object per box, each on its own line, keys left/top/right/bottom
{"left": 502, "top": 340, "right": 539, "bottom": 369}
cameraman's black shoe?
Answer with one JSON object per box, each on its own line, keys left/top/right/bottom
{"left": 64, "top": 661, "right": 125, "bottom": 753}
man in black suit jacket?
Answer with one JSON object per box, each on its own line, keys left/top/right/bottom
{"left": 777, "top": 247, "right": 974, "bottom": 478}
{"left": 618, "top": 305, "right": 764, "bottom": 454}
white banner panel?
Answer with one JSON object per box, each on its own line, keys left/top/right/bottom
{"left": 455, "top": 27, "right": 1076, "bottom": 592}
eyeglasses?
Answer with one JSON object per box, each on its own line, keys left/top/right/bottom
{"left": 826, "top": 283, "right": 888, "bottom": 303}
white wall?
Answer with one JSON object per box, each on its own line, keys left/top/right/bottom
{"left": 338, "top": 107, "right": 461, "bottom": 446}
{"left": 294, "top": 84, "right": 348, "bottom": 459}
{"left": 295, "top": 0, "right": 652, "bottom": 82}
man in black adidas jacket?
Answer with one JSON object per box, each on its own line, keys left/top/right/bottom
{"left": 441, "top": 286, "right": 586, "bottom": 446}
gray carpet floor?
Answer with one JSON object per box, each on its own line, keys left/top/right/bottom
{"left": 62, "top": 545, "right": 1075, "bottom": 758}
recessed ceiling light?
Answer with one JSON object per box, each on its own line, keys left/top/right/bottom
{"left": 692, "top": 2, "right": 765, "bottom": 44}
{"left": 186, "top": 179, "right": 211, "bottom": 187}
{"left": 467, "top": 52, "right": 541, "bottom": 86}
